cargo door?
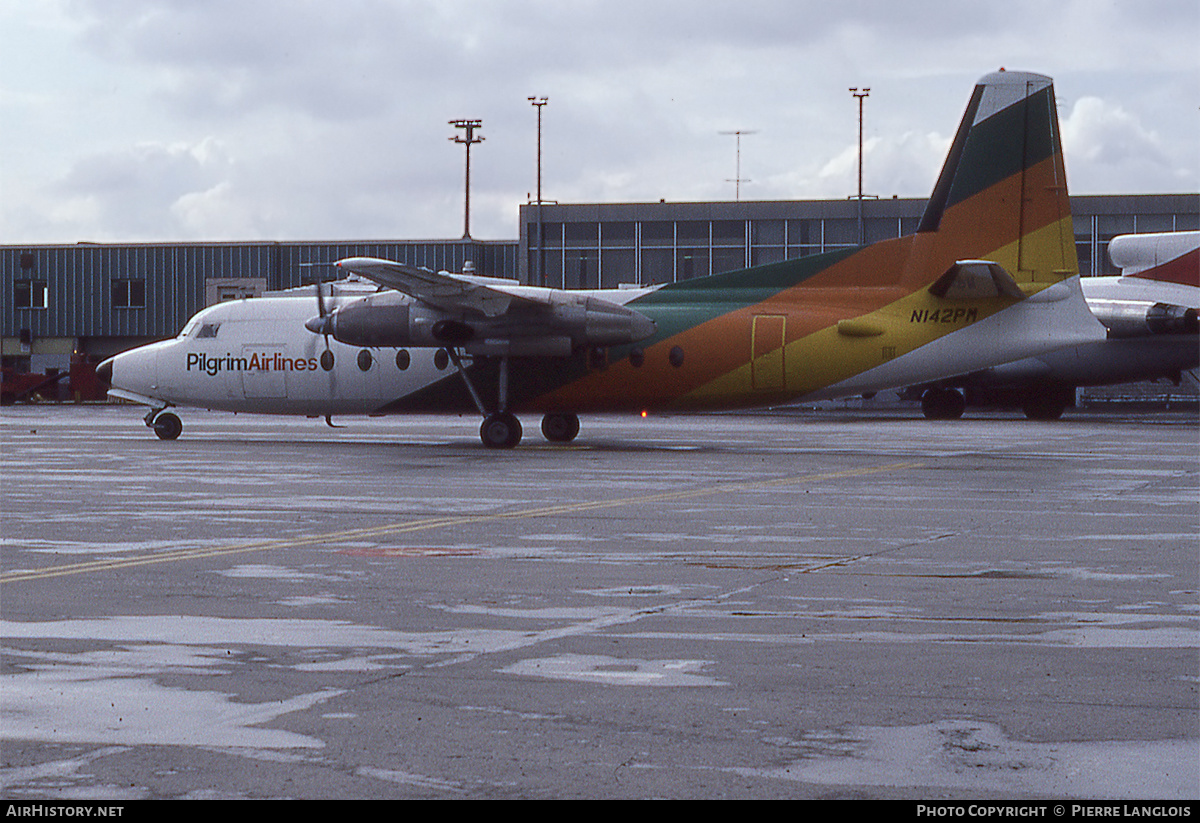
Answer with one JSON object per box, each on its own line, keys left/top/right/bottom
{"left": 751, "top": 315, "right": 786, "bottom": 391}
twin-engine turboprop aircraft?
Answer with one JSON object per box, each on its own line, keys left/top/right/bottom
{"left": 100, "top": 69, "right": 1107, "bottom": 448}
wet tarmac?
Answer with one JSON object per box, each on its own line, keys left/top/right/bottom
{"left": 1, "top": 404, "right": 1197, "bottom": 799}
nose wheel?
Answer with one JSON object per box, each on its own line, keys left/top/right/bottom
{"left": 146, "top": 410, "right": 183, "bottom": 440}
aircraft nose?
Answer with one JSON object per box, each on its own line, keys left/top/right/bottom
{"left": 97, "top": 345, "right": 162, "bottom": 397}
{"left": 96, "top": 356, "right": 114, "bottom": 387}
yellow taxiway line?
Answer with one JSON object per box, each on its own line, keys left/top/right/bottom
{"left": 1, "top": 461, "right": 923, "bottom": 584}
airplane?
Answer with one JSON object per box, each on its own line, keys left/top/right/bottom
{"left": 100, "top": 69, "right": 1108, "bottom": 449}
{"left": 912, "top": 230, "right": 1199, "bottom": 419}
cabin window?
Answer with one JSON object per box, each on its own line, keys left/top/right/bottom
{"left": 357, "top": 350, "right": 373, "bottom": 371}
{"left": 395, "top": 350, "right": 411, "bottom": 370}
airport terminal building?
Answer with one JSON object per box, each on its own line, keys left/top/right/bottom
{"left": 2, "top": 193, "right": 1196, "bottom": 386}
{"left": 518, "top": 194, "right": 1198, "bottom": 289}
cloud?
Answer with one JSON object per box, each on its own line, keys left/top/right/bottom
{"left": 4, "top": 0, "right": 1195, "bottom": 243}
{"left": 1061, "top": 96, "right": 1195, "bottom": 193}
{"left": 34, "top": 138, "right": 237, "bottom": 240}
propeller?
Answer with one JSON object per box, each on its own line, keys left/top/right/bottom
{"left": 304, "top": 279, "right": 335, "bottom": 338}
{"left": 301, "top": 264, "right": 336, "bottom": 371}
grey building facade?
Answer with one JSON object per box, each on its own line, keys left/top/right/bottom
{"left": 2, "top": 239, "right": 517, "bottom": 374}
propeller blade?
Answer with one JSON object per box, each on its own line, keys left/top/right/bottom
{"left": 315, "top": 279, "right": 328, "bottom": 318}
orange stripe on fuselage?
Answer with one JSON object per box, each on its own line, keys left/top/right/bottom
{"left": 523, "top": 153, "right": 1073, "bottom": 414}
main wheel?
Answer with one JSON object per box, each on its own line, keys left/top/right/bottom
{"left": 540, "top": 412, "right": 580, "bottom": 443}
{"left": 152, "top": 412, "right": 183, "bottom": 440}
{"left": 921, "top": 388, "right": 965, "bottom": 420}
{"left": 1022, "top": 387, "right": 1071, "bottom": 420}
{"left": 480, "top": 412, "right": 522, "bottom": 449}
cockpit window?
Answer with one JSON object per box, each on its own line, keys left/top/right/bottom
{"left": 196, "top": 323, "right": 221, "bottom": 339}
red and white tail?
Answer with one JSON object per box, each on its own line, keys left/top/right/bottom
{"left": 1108, "top": 231, "right": 1200, "bottom": 287}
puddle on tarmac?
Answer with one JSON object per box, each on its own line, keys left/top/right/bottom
{"left": 733, "top": 719, "right": 1198, "bottom": 799}
{"left": 500, "top": 653, "right": 726, "bottom": 687}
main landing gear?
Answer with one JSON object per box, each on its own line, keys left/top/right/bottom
{"left": 446, "top": 349, "right": 580, "bottom": 449}
{"left": 540, "top": 411, "right": 581, "bottom": 443}
{"left": 480, "top": 411, "right": 523, "bottom": 449}
{"left": 1020, "top": 385, "right": 1073, "bottom": 421}
{"left": 918, "top": 384, "right": 1074, "bottom": 420}
{"left": 920, "top": 387, "right": 965, "bottom": 420}
{"left": 145, "top": 408, "right": 183, "bottom": 440}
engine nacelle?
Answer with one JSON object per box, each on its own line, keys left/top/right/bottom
{"left": 1090, "top": 299, "right": 1199, "bottom": 338}
{"left": 1146, "top": 303, "right": 1199, "bottom": 335}
{"left": 324, "top": 293, "right": 443, "bottom": 348}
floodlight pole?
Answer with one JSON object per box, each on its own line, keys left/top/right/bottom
{"left": 528, "top": 97, "right": 548, "bottom": 286}
{"left": 449, "top": 119, "right": 484, "bottom": 239}
{"left": 849, "top": 88, "right": 870, "bottom": 244}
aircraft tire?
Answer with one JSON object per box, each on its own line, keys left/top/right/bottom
{"left": 921, "top": 388, "right": 965, "bottom": 420}
{"left": 540, "top": 412, "right": 580, "bottom": 443}
{"left": 1022, "top": 388, "right": 1070, "bottom": 421}
{"left": 153, "top": 412, "right": 183, "bottom": 441}
{"left": 481, "top": 412, "right": 522, "bottom": 449}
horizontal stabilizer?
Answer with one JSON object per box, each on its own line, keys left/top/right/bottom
{"left": 928, "top": 261, "right": 1027, "bottom": 300}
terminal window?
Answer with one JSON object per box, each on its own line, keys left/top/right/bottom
{"left": 112, "top": 279, "right": 146, "bottom": 308}
{"left": 14, "top": 280, "right": 48, "bottom": 309}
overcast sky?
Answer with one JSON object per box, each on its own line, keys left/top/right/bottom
{"left": 2, "top": 0, "right": 1196, "bottom": 244}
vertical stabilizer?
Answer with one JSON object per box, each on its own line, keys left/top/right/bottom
{"left": 916, "top": 70, "right": 1077, "bottom": 287}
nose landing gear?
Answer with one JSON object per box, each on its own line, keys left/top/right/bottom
{"left": 145, "top": 408, "right": 183, "bottom": 440}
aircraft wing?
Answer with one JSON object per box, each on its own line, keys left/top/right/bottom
{"left": 330, "top": 256, "right": 658, "bottom": 357}
{"left": 336, "top": 256, "right": 534, "bottom": 318}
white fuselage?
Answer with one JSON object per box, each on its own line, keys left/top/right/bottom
{"left": 106, "top": 293, "right": 454, "bottom": 416}
{"left": 104, "top": 283, "right": 659, "bottom": 417}
{"left": 964, "top": 275, "right": 1198, "bottom": 388}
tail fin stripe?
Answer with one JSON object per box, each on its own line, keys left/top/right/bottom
{"left": 919, "top": 77, "right": 1059, "bottom": 235}
{"left": 946, "top": 83, "right": 1057, "bottom": 213}
{"left": 918, "top": 84, "right": 984, "bottom": 234}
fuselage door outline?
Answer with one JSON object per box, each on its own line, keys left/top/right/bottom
{"left": 751, "top": 314, "right": 787, "bottom": 391}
